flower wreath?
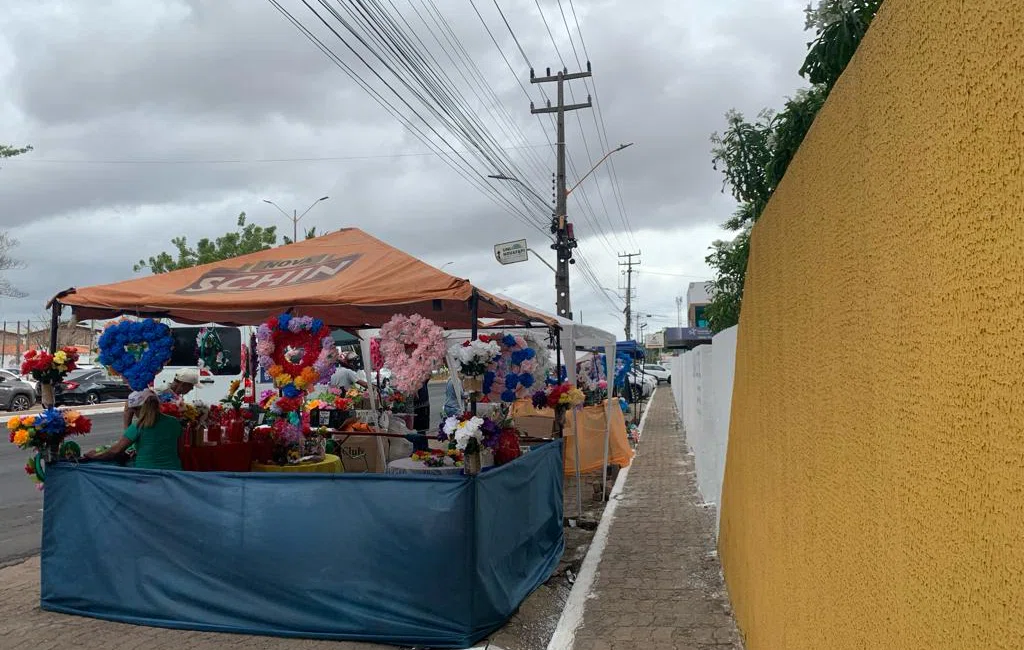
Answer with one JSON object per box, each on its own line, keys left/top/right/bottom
{"left": 97, "top": 318, "right": 175, "bottom": 391}
{"left": 378, "top": 314, "right": 446, "bottom": 394}
{"left": 196, "top": 327, "right": 230, "bottom": 373}
{"left": 256, "top": 313, "right": 337, "bottom": 400}
{"left": 482, "top": 332, "right": 549, "bottom": 403}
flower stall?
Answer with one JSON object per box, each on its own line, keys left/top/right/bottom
{"left": 442, "top": 295, "right": 629, "bottom": 515}
{"left": 41, "top": 228, "right": 565, "bottom": 648}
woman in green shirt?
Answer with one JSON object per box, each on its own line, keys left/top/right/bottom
{"left": 86, "top": 390, "right": 182, "bottom": 470}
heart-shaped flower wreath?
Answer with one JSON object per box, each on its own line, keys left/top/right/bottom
{"left": 97, "top": 318, "right": 175, "bottom": 391}
{"left": 256, "top": 314, "right": 337, "bottom": 400}
{"left": 378, "top": 314, "right": 447, "bottom": 394}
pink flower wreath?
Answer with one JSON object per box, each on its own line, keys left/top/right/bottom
{"left": 378, "top": 314, "right": 447, "bottom": 393}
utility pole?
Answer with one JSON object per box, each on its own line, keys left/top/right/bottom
{"left": 619, "top": 252, "right": 640, "bottom": 340}
{"left": 531, "top": 64, "right": 592, "bottom": 320}
{"left": 676, "top": 296, "right": 684, "bottom": 328}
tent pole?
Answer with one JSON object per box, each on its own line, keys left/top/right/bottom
{"left": 470, "top": 288, "right": 478, "bottom": 416}
{"left": 49, "top": 300, "right": 61, "bottom": 353}
{"left": 602, "top": 342, "right": 613, "bottom": 503}
{"left": 572, "top": 406, "right": 582, "bottom": 519}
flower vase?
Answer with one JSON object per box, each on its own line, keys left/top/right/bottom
{"left": 463, "top": 376, "right": 483, "bottom": 394}
{"left": 465, "top": 450, "right": 482, "bottom": 475}
{"left": 480, "top": 448, "right": 495, "bottom": 469}
{"left": 40, "top": 383, "right": 55, "bottom": 409}
{"left": 228, "top": 415, "right": 245, "bottom": 444}
{"left": 45, "top": 438, "right": 61, "bottom": 465}
{"left": 552, "top": 406, "right": 568, "bottom": 438}
{"left": 206, "top": 423, "right": 222, "bottom": 445}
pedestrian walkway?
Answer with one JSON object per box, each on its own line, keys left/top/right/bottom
{"left": 552, "top": 389, "right": 744, "bottom": 650}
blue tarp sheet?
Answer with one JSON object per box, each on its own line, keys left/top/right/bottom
{"left": 41, "top": 440, "right": 564, "bottom": 648}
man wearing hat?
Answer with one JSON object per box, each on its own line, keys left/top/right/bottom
{"left": 329, "top": 351, "right": 368, "bottom": 391}
{"left": 122, "top": 369, "right": 198, "bottom": 429}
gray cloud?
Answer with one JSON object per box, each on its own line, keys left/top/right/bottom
{"left": 0, "top": 0, "right": 813, "bottom": 336}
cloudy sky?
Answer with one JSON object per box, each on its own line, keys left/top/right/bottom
{"left": 0, "top": 0, "right": 811, "bottom": 338}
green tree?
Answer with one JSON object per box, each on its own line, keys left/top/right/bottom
{"left": 801, "top": 0, "right": 885, "bottom": 93}
{"left": 704, "top": 1, "right": 882, "bottom": 332}
{"left": 282, "top": 226, "right": 319, "bottom": 246}
{"left": 134, "top": 212, "right": 280, "bottom": 273}
{"left": 0, "top": 144, "right": 31, "bottom": 297}
{"left": 1, "top": 144, "right": 32, "bottom": 159}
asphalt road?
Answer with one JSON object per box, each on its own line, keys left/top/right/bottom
{"left": 0, "top": 383, "right": 448, "bottom": 564}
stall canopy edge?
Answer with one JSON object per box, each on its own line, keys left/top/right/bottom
{"left": 57, "top": 228, "right": 559, "bottom": 330}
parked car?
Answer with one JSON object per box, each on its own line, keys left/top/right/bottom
{"left": 54, "top": 369, "right": 132, "bottom": 405}
{"left": 0, "top": 369, "right": 38, "bottom": 411}
{"left": 624, "top": 371, "right": 656, "bottom": 401}
{"left": 642, "top": 363, "right": 672, "bottom": 384}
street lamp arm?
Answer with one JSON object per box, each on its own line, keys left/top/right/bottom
{"left": 262, "top": 199, "right": 291, "bottom": 220}
{"left": 566, "top": 143, "right": 633, "bottom": 197}
{"left": 297, "top": 196, "right": 330, "bottom": 221}
{"left": 486, "top": 174, "right": 551, "bottom": 212}
{"left": 526, "top": 248, "right": 557, "bottom": 274}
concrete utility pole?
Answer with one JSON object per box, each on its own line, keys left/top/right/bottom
{"left": 676, "top": 295, "right": 684, "bottom": 328}
{"left": 531, "top": 64, "right": 593, "bottom": 320}
{"left": 619, "top": 252, "right": 640, "bottom": 340}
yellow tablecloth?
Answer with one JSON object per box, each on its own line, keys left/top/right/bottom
{"left": 251, "top": 454, "right": 343, "bottom": 474}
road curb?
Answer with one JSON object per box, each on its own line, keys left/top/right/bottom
{"left": 546, "top": 388, "right": 657, "bottom": 650}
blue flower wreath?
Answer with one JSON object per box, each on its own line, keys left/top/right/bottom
{"left": 98, "top": 319, "right": 175, "bottom": 391}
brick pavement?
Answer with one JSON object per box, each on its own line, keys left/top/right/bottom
{"left": 0, "top": 556, "right": 388, "bottom": 649}
{"left": 567, "top": 389, "right": 744, "bottom": 650}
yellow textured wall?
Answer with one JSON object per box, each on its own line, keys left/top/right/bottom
{"left": 718, "top": 1, "right": 1024, "bottom": 648}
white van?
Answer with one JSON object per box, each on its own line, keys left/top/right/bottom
{"left": 155, "top": 322, "right": 273, "bottom": 405}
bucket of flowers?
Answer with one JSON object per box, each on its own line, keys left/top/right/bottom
{"left": 453, "top": 338, "right": 501, "bottom": 394}
{"left": 532, "top": 382, "right": 586, "bottom": 435}
{"left": 8, "top": 407, "right": 92, "bottom": 487}
{"left": 437, "top": 410, "right": 522, "bottom": 473}
{"left": 21, "top": 347, "right": 80, "bottom": 407}
{"left": 305, "top": 387, "right": 354, "bottom": 429}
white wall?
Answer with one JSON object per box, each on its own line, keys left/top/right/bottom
{"left": 670, "top": 325, "right": 738, "bottom": 538}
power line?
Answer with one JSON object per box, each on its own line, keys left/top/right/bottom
{"left": 8, "top": 143, "right": 551, "bottom": 165}
{"left": 566, "top": 0, "right": 638, "bottom": 248}
{"left": 268, "top": 0, "right": 551, "bottom": 236}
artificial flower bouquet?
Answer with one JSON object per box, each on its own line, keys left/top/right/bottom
{"left": 306, "top": 387, "right": 354, "bottom": 429}
{"left": 8, "top": 408, "right": 92, "bottom": 486}
{"left": 532, "top": 382, "right": 586, "bottom": 433}
{"left": 380, "top": 386, "right": 411, "bottom": 413}
{"left": 346, "top": 386, "right": 368, "bottom": 409}
{"left": 305, "top": 387, "right": 353, "bottom": 411}
{"left": 582, "top": 379, "right": 609, "bottom": 407}
{"left": 220, "top": 379, "right": 245, "bottom": 412}
{"left": 531, "top": 382, "right": 586, "bottom": 411}
{"left": 437, "top": 410, "right": 521, "bottom": 469}
{"left": 21, "top": 347, "right": 80, "bottom": 385}
{"left": 454, "top": 338, "right": 501, "bottom": 378}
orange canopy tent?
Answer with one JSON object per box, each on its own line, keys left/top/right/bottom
{"left": 57, "top": 228, "right": 557, "bottom": 330}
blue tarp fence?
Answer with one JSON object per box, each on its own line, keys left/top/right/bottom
{"left": 41, "top": 440, "right": 564, "bottom": 648}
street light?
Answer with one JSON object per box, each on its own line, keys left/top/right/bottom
{"left": 262, "top": 196, "right": 330, "bottom": 242}
{"left": 486, "top": 174, "right": 552, "bottom": 213}
{"left": 566, "top": 143, "right": 633, "bottom": 196}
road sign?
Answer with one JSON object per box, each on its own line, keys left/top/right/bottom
{"left": 494, "top": 239, "right": 529, "bottom": 265}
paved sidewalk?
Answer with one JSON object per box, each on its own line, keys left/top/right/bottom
{"left": 0, "top": 556, "right": 384, "bottom": 649}
{"left": 566, "top": 389, "right": 743, "bottom": 650}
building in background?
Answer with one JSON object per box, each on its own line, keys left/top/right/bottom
{"left": 644, "top": 330, "right": 665, "bottom": 358}
{"left": 687, "top": 281, "right": 713, "bottom": 328}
